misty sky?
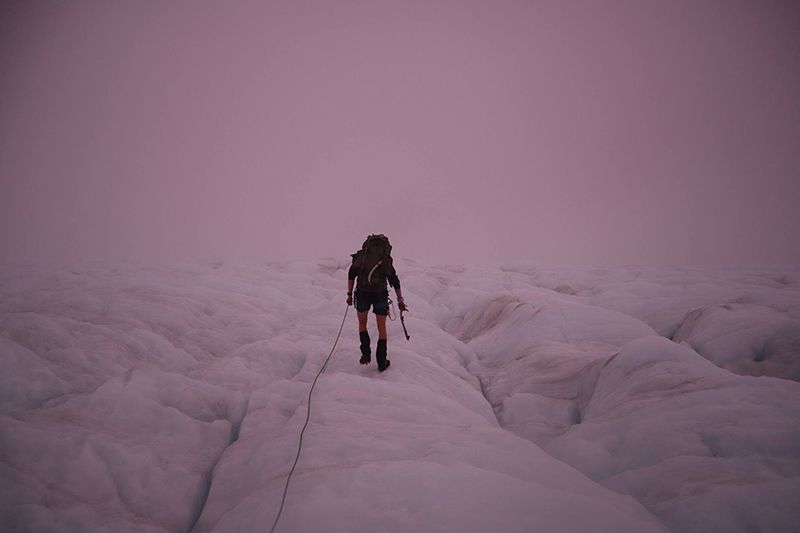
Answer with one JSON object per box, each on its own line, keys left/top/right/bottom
{"left": 1, "top": 0, "right": 799, "bottom": 266}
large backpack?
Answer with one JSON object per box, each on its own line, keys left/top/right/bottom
{"left": 352, "top": 234, "right": 393, "bottom": 292}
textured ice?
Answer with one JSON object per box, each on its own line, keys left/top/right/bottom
{"left": 1, "top": 260, "right": 798, "bottom": 533}
{"left": 672, "top": 303, "right": 800, "bottom": 380}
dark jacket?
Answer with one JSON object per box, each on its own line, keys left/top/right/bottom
{"left": 348, "top": 254, "right": 400, "bottom": 292}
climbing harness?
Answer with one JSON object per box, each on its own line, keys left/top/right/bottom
{"left": 269, "top": 305, "right": 349, "bottom": 533}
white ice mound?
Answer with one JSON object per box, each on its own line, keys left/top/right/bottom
{"left": 548, "top": 336, "right": 800, "bottom": 533}
{"left": 446, "top": 289, "right": 656, "bottom": 364}
{"left": 672, "top": 303, "right": 800, "bottom": 380}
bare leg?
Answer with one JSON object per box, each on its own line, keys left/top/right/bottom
{"left": 376, "top": 314, "right": 387, "bottom": 340}
{"left": 357, "top": 311, "right": 369, "bottom": 333}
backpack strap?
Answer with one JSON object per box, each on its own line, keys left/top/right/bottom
{"left": 367, "top": 260, "right": 383, "bottom": 285}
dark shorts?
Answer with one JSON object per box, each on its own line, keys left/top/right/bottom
{"left": 354, "top": 290, "right": 389, "bottom": 316}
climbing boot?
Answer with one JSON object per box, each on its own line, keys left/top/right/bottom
{"left": 359, "top": 331, "right": 371, "bottom": 364}
{"left": 376, "top": 339, "right": 390, "bottom": 372}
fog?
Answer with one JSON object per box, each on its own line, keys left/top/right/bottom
{"left": 2, "top": 0, "right": 799, "bottom": 266}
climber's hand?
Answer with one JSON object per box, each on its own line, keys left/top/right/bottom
{"left": 398, "top": 299, "right": 408, "bottom": 312}
{"left": 346, "top": 294, "right": 353, "bottom": 306}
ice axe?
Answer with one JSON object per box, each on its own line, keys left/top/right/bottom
{"left": 400, "top": 309, "right": 410, "bottom": 340}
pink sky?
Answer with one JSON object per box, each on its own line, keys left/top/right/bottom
{"left": 1, "top": 0, "right": 799, "bottom": 266}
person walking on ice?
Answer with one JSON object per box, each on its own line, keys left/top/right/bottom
{"left": 346, "top": 234, "right": 407, "bottom": 372}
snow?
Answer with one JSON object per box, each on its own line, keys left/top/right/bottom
{"left": 1, "top": 260, "right": 799, "bottom": 532}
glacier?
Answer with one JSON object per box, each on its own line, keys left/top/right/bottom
{"left": 1, "top": 260, "right": 798, "bottom": 532}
